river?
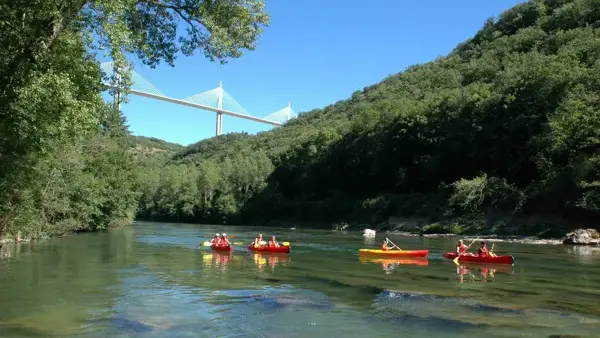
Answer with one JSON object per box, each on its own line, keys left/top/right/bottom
{"left": 0, "top": 221, "right": 599, "bottom": 337}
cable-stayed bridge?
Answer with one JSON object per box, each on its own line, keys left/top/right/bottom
{"left": 100, "top": 62, "right": 296, "bottom": 136}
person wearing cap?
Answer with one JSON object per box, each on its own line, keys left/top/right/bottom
{"left": 268, "top": 235, "right": 279, "bottom": 248}
{"left": 220, "top": 233, "right": 231, "bottom": 246}
{"left": 211, "top": 233, "right": 220, "bottom": 246}
{"left": 254, "top": 234, "right": 266, "bottom": 248}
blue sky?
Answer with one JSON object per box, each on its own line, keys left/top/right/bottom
{"left": 107, "top": 0, "right": 525, "bottom": 146}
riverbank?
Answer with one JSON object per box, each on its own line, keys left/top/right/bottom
{"left": 264, "top": 215, "right": 600, "bottom": 246}
{"left": 2, "top": 214, "right": 595, "bottom": 248}
{"left": 384, "top": 231, "right": 564, "bottom": 245}
{"left": 0, "top": 221, "right": 133, "bottom": 246}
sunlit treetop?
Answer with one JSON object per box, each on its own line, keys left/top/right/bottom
{"left": 0, "top": 0, "right": 270, "bottom": 93}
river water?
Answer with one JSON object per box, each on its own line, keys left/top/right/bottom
{"left": 0, "top": 221, "right": 599, "bottom": 337}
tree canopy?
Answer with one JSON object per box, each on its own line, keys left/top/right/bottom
{"left": 134, "top": 0, "right": 600, "bottom": 236}
{"left": 0, "top": 0, "right": 269, "bottom": 240}
{"left": 4, "top": 0, "right": 600, "bottom": 239}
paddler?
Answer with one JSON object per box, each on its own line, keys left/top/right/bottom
{"left": 254, "top": 234, "right": 266, "bottom": 248}
{"left": 211, "top": 233, "right": 220, "bottom": 246}
{"left": 381, "top": 239, "right": 390, "bottom": 251}
{"left": 220, "top": 233, "right": 231, "bottom": 246}
{"left": 268, "top": 235, "right": 280, "bottom": 248}
{"left": 477, "top": 242, "right": 489, "bottom": 257}
{"left": 456, "top": 239, "right": 468, "bottom": 254}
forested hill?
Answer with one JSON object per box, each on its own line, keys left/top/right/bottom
{"left": 137, "top": 0, "right": 600, "bottom": 236}
{"left": 126, "top": 135, "right": 184, "bottom": 153}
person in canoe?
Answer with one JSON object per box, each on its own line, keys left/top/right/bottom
{"left": 477, "top": 241, "right": 489, "bottom": 257}
{"left": 381, "top": 238, "right": 401, "bottom": 251}
{"left": 456, "top": 239, "right": 469, "bottom": 254}
{"left": 254, "top": 234, "right": 267, "bottom": 248}
{"left": 381, "top": 239, "right": 391, "bottom": 251}
{"left": 220, "top": 233, "right": 231, "bottom": 246}
{"left": 268, "top": 235, "right": 280, "bottom": 248}
{"left": 211, "top": 233, "right": 220, "bottom": 246}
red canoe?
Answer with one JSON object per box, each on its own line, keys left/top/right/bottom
{"left": 212, "top": 245, "right": 232, "bottom": 252}
{"left": 247, "top": 244, "right": 291, "bottom": 253}
{"left": 443, "top": 252, "right": 514, "bottom": 265}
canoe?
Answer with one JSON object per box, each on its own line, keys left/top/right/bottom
{"left": 359, "top": 257, "right": 429, "bottom": 266}
{"left": 247, "top": 244, "right": 291, "bottom": 253}
{"left": 358, "top": 249, "right": 429, "bottom": 258}
{"left": 211, "top": 245, "right": 232, "bottom": 252}
{"left": 443, "top": 252, "right": 514, "bottom": 265}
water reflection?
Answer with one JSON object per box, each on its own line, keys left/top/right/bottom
{"left": 201, "top": 251, "right": 232, "bottom": 271}
{"left": 0, "top": 243, "right": 11, "bottom": 259}
{"left": 455, "top": 263, "right": 514, "bottom": 283}
{"left": 3, "top": 222, "right": 600, "bottom": 337}
{"left": 565, "top": 245, "right": 600, "bottom": 264}
{"left": 253, "top": 253, "right": 289, "bottom": 272}
{"left": 359, "top": 256, "right": 429, "bottom": 274}
{"left": 362, "top": 236, "right": 376, "bottom": 246}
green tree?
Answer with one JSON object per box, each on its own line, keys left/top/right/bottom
{"left": 0, "top": 0, "right": 271, "bottom": 239}
{"left": 134, "top": 0, "right": 600, "bottom": 236}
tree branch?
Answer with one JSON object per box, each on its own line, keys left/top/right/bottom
{"left": 139, "top": 0, "right": 206, "bottom": 34}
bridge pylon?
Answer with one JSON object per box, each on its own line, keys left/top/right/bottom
{"left": 100, "top": 61, "right": 294, "bottom": 138}
{"left": 217, "top": 81, "right": 223, "bottom": 136}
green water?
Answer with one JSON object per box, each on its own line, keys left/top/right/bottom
{"left": 1, "top": 222, "right": 599, "bottom": 337}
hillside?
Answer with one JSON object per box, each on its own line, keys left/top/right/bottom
{"left": 126, "top": 135, "right": 184, "bottom": 153}
{"left": 136, "top": 0, "right": 600, "bottom": 236}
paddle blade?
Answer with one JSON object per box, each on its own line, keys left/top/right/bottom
{"left": 233, "top": 242, "right": 243, "bottom": 245}
{"left": 282, "top": 242, "right": 290, "bottom": 246}
{"left": 202, "top": 241, "right": 212, "bottom": 246}
{"left": 453, "top": 256, "right": 460, "bottom": 265}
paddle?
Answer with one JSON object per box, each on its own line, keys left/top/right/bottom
{"left": 202, "top": 241, "right": 213, "bottom": 247}
{"left": 489, "top": 243, "right": 497, "bottom": 257}
{"left": 386, "top": 238, "right": 402, "bottom": 251}
{"left": 453, "top": 238, "right": 479, "bottom": 265}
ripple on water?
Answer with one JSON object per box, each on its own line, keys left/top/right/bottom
{"left": 370, "top": 290, "right": 600, "bottom": 337}
{"left": 3, "top": 223, "right": 600, "bottom": 338}
{"left": 136, "top": 234, "right": 200, "bottom": 249}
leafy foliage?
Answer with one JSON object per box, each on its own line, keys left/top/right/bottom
{"left": 0, "top": 0, "right": 270, "bottom": 239}
{"left": 136, "top": 0, "right": 600, "bottom": 234}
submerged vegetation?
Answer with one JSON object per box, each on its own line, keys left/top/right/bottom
{"left": 2, "top": 0, "right": 600, "bottom": 241}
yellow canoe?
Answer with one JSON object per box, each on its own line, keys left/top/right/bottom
{"left": 358, "top": 249, "right": 429, "bottom": 258}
